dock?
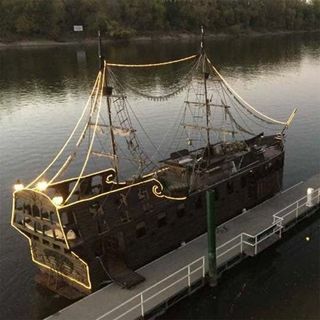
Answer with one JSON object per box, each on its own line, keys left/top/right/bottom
{"left": 46, "top": 173, "right": 320, "bottom": 320}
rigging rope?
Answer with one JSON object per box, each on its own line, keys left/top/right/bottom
{"left": 225, "top": 109, "right": 255, "bottom": 136}
{"left": 108, "top": 68, "right": 162, "bottom": 169}
{"left": 27, "top": 73, "right": 101, "bottom": 188}
{"left": 106, "top": 54, "right": 198, "bottom": 68}
{"left": 49, "top": 74, "right": 102, "bottom": 184}
{"left": 206, "top": 57, "right": 287, "bottom": 126}
{"left": 123, "top": 80, "right": 190, "bottom": 101}
{"left": 110, "top": 56, "right": 199, "bottom": 101}
{"left": 64, "top": 66, "right": 105, "bottom": 204}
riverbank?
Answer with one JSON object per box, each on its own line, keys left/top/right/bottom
{"left": 1, "top": 30, "right": 319, "bottom": 48}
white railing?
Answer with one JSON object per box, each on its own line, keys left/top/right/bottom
{"left": 97, "top": 256, "right": 205, "bottom": 320}
{"left": 273, "top": 188, "right": 320, "bottom": 224}
{"left": 216, "top": 188, "right": 320, "bottom": 258}
{"left": 216, "top": 233, "right": 242, "bottom": 260}
{"left": 96, "top": 188, "right": 320, "bottom": 320}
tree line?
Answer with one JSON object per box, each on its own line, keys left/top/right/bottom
{"left": 0, "top": 0, "right": 319, "bottom": 41}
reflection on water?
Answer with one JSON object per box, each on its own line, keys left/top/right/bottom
{"left": 162, "top": 215, "right": 320, "bottom": 320}
{"left": 0, "top": 32, "right": 319, "bottom": 320}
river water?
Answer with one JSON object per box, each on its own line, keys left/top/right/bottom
{"left": 0, "top": 33, "right": 319, "bottom": 319}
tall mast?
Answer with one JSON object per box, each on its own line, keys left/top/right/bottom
{"left": 98, "top": 30, "right": 104, "bottom": 71}
{"left": 98, "top": 31, "right": 119, "bottom": 182}
{"left": 201, "top": 26, "right": 211, "bottom": 149}
{"left": 106, "top": 74, "right": 119, "bottom": 182}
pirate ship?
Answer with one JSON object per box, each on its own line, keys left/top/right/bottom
{"left": 11, "top": 29, "right": 297, "bottom": 298}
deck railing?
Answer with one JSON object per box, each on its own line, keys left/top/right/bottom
{"left": 97, "top": 256, "right": 205, "bottom": 320}
{"left": 96, "top": 188, "right": 319, "bottom": 320}
{"left": 216, "top": 187, "right": 320, "bottom": 258}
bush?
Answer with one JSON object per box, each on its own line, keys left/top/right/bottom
{"left": 228, "top": 24, "right": 242, "bottom": 35}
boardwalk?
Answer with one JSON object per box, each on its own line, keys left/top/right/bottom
{"left": 47, "top": 173, "right": 320, "bottom": 320}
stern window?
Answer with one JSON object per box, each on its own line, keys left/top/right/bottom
{"left": 41, "top": 210, "right": 49, "bottom": 220}
{"left": 53, "top": 244, "right": 60, "bottom": 250}
{"left": 15, "top": 199, "right": 23, "bottom": 210}
{"left": 32, "top": 204, "right": 40, "bottom": 218}
{"left": 50, "top": 211, "right": 57, "bottom": 224}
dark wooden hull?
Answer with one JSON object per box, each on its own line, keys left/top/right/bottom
{"left": 120, "top": 151, "right": 284, "bottom": 271}
{"left": 12, "top": 137, "right": 284, "bottom": 297}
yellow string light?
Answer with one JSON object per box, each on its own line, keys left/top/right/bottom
{"left": 11, "top": 191, "right": 92, "bottom": 290}
{"left": 107, "top": 54, "right": 198, "bottom": 68}
{"left": 64, "top": 65, "right": 106, "bottom": 204}
{"left": 48, "top": 73, "right": 103, "bottom": 185}
{"left": 26, "top": 72, "right": 101, "bottom": 189}
{"left": 61, "top": 175, "right": 186, "bottom": 209}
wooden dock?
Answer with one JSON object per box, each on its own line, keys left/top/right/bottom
{"left": 46, "top": 173, "right": 320, "bottom": 320}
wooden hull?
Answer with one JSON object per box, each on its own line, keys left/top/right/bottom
{"left": 12, "top": 138, "right": 284, "bottom": 298}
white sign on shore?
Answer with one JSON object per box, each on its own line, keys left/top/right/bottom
{"left": 73, "top": 25, "right": 84, "bottom": 32}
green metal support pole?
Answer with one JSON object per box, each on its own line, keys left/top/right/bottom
{"left": 206, "top": 190, "right": 217, "bottom": 287}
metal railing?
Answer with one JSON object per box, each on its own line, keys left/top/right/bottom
{"left": 216, "top": 188, "right": 320, "bottom": 258}
{"left": 216, "top": 233, "right": 242, "bottom": 260}
{"left": 273, "top": 188, "right": 320, "bottom": 224}
{"left": 97, "top": 256, "right": 205, "bottom": 320}
{"left": 96, "top": 188, "right": 320, "bottom": 320}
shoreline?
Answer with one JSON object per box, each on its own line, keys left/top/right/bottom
{"left": 1, "top": 30, "right": 319, "bottom": 48}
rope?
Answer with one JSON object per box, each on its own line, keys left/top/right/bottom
{"left": 226, "top": 109, "right": 255, "bottom": 136}
{"left": 107, "top": 69, "right": 160, "bottom": 170}
{"left": 49, "top": 155, "right": 73, "bottom": 184}
{"left": 123, "top": 81, "right": 190, "bottom": 101}
{"left": 48, "top": 74, "right": 102, "bottom": 184}
{"left": 106, "top": 54, "right": 198, "bottom": 68}
{"left": 206, "top": 57, "right": 287, "bottom": 126}
{"left": 64, "top": 67, "right": 105, "bottom": 204}
{"left": 120, "top": 57, "right": 199, "bottom": 101}
{"left": 26, "top": 72, "right": 101, "bottom": 188}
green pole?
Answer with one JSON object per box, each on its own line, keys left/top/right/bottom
{"left": 206, "top": 190, "right": 217, "bottom": 287}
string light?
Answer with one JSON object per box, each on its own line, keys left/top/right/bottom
{"left": 52, "top": 195, "right": 64, "bottom": 206}
{"left": 36, "top": 180, "right": 48, "bottom": 191}
{"left": 13, "top": 180, "right": 24, "bottom": 192}
{"left": 11, "top": 191, "right": 92, "bottom": 290}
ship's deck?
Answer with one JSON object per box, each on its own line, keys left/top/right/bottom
{"left": 46, "top": 173, "right": 320, "bottom": 320}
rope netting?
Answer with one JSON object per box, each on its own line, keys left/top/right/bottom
{"left": 25, "top": 52, "right": 296, "bottom": 199}
{"left": 107, "top": 54, "right": 200, "bottom": 101}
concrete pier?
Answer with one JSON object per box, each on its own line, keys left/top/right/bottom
{"left": 46, "top": 173, "right": 320, "bottom": 320}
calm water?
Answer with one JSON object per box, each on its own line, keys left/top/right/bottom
{"left": 0, "top": 33, "right": 319, "bottom": 320}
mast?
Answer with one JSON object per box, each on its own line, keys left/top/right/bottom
{"left": 98, "top": 30, "right": 104, "bottom": 71}
{"left": 98, "top": 31, "right": 119, "bottom": 182}
{"left": 201, "top": 26, "right": 211, "bottom": 150}
{"left": 106, "top": 75, "right": 119, "bottom": 182}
